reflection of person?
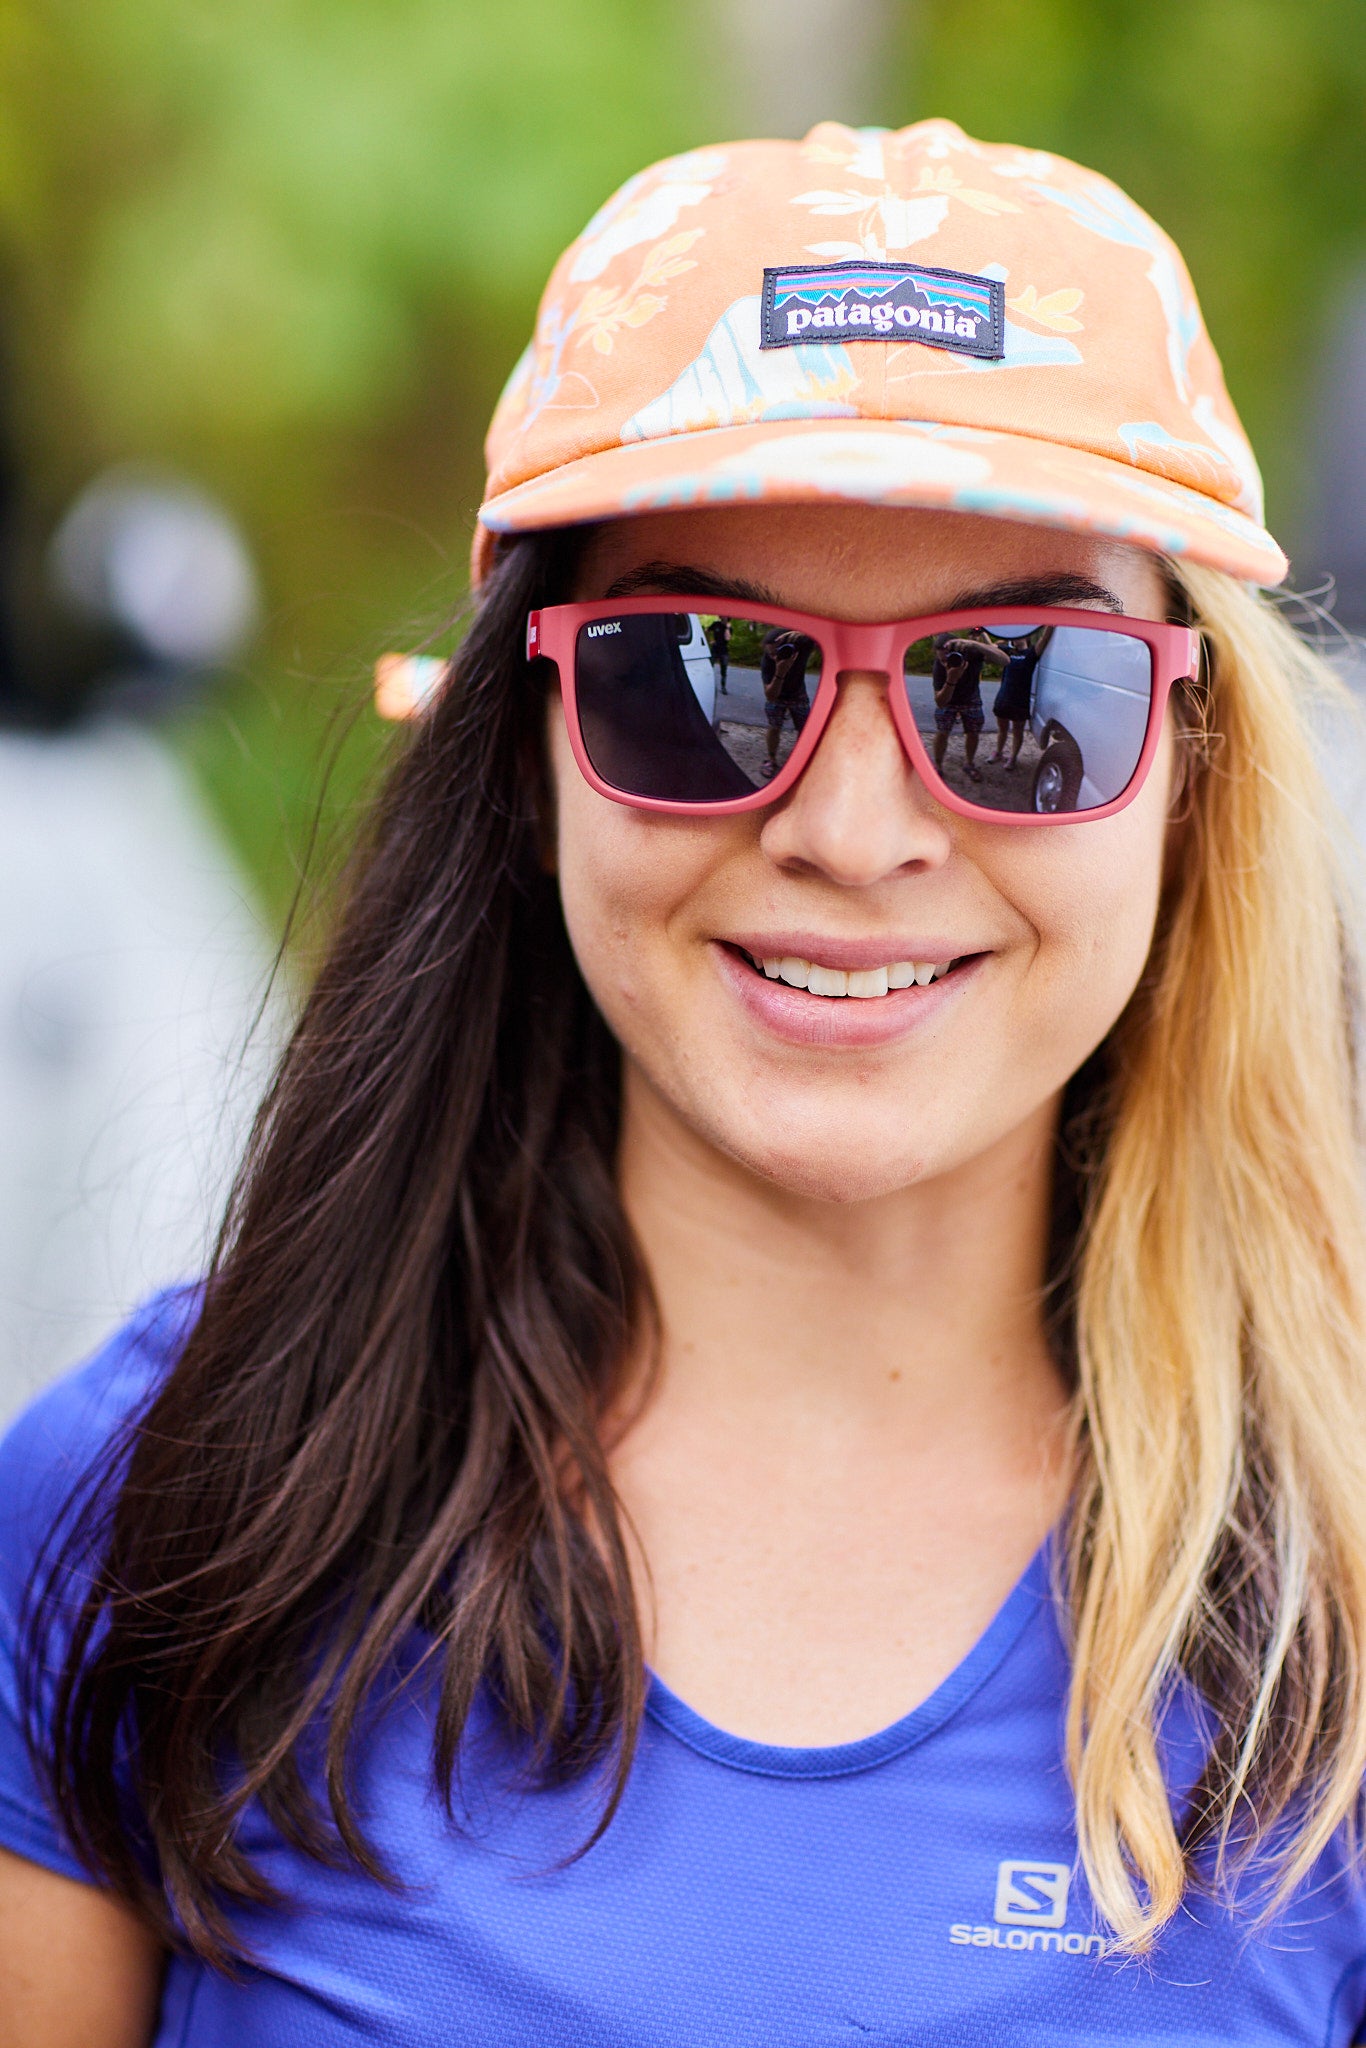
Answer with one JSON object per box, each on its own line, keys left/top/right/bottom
{"left": 705, "top": 615, "right": 730, "bottom": 692}
{"left": 931, "top": 645, "right": 967, "bottom": 704}
{"left": 930, "top": 632, "right": 987, "bottom": 781}
{"left": 760, "top": 627, "right": 814, "bottom": 778}
{"left": 10, "top": 122, "right": 1366, "bottom": 2048}
{"left": 989, "top": 639, "right": 1041, "bottom": 767}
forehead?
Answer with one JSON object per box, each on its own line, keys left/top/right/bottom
{"left": 577, "top": 505, "right": 1170, "bottom": 620}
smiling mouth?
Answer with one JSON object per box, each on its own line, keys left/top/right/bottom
{"left": 734, "top": 948, "right": 966, "bottom": 999}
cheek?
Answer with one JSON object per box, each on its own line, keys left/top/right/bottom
{"left": 995, "top": 733, "right": 1173, "bottom": 1039}
{"left": 548, "top": 704, "right": 721, "bottom": 1028}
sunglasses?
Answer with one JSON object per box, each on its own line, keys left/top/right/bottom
{"left": 527, "top": 600, "right": 1199, "bottom": 825}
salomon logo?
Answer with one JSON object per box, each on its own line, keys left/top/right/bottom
{"left": 993, "top": 1861, "right": 1069, "bottom": 1927}
{"left": 946, "top": 1859, "right": 1112, "bottom": 1958}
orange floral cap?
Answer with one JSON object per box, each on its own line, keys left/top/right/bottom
{"left": 474, "top": 120, "right": 1286, "bottom": 587}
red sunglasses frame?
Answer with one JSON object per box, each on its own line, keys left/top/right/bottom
{"left": 527, "top": 599, "right": 1200, "bottom": 827}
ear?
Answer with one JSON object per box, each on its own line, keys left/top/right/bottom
{"left": 1161, "top": 657, "right": 1218, "bottom": 880}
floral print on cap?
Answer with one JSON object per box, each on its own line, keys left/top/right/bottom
{"left": 474, "top": 120, "right": 1286, "bottom": 587}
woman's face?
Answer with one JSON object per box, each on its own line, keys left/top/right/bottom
{"left": 549, "top": 505, "right": 1174, "bottom": 1204}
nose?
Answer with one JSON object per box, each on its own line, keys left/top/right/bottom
{"left": 757, "top": 670, "right": 953, "bottom": 885}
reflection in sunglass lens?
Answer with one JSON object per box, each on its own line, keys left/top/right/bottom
{"left": 901, "top": 622, "right": 1154, "bottom": 815}
{"left": 575, "top": 613, "right": 823, "bottom": 801}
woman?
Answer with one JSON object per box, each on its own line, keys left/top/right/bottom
{"left": 988, "top": 633, "right": 1042, "bottom": 767}
{"left": 4, "top": 120, "right": 1366, "bottom": 2046}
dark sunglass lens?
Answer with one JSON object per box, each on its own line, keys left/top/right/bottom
{"left": 901, "top": 623, "right": 1154, "bottom": 815}
{"left": 575, "top": 613, "right": 822, "bottom": 801}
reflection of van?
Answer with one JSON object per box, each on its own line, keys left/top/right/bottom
{"left": 675, "top": 613, "right": 716, "bottom": 724}
{"left": 1028, "top": 626, "right": 1150, "bottom": 813}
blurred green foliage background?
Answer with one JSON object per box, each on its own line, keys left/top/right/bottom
{"left": 3, "top": 0, "right": 1364, "bottom": 919}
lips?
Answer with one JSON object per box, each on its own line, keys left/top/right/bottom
{"left": 714, "top": 940, "right": 981, "bottom": 1049}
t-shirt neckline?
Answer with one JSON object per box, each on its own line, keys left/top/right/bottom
{"left": 643, "top": 1541, "right": 1052, "bottom": 1780}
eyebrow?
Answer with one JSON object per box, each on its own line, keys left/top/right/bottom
{"left": 600, "top": 561, "right": 1127, "bottom": 615}
{"left": 602, "top": 561, "right": 785, "bottom": 606}
{"left": 941, "top": 572, "right": 1126, "bottom": 614}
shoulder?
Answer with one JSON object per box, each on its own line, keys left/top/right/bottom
{"left": 0, "top": 1289, "right": 200, "bottom": 1883}
{"left": 0, "top": 1287, "right": 201, "bottom": 1588}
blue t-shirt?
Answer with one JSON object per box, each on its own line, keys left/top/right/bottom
{"left": 5, "top": 1294, "right": 1366, "bottom": 2046}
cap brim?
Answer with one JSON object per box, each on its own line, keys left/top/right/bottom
{"left": 474, "top": 417, "right": 1287, "bottom": 588}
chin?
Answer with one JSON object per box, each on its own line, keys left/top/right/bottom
{"left": 713, "top": 1118, "right": 935, "bottom": 1206}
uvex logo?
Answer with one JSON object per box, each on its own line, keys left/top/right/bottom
{"left": 585, "top": 621, "right": 623, "bottom": 638}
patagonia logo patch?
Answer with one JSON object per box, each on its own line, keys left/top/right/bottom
{"left": 760, "top": 260, "right": 1004, "bottom": 359}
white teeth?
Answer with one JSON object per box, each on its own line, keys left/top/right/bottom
{"left": 754, "top": 952, "right": 954, "bottom": 997}
{"left": 847, "top": 967, "right": 889, "bottom": 999}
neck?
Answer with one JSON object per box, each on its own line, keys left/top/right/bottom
{"left": 617, "top": 1058, "right": 1068, "bottom": 1446}
{"left": 610, "top": 1060, "right": 1074, "bottom": 1738}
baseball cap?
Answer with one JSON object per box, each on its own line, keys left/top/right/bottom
{"left": 473, "top": 120, "right": 1286, "bottom": 588}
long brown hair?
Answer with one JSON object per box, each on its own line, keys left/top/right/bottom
{"left": 27, "top": 527, "right": 650, "bottom": 1961}
{"left": 23, "top": 536, "right": 1366, "bottom": 1964}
